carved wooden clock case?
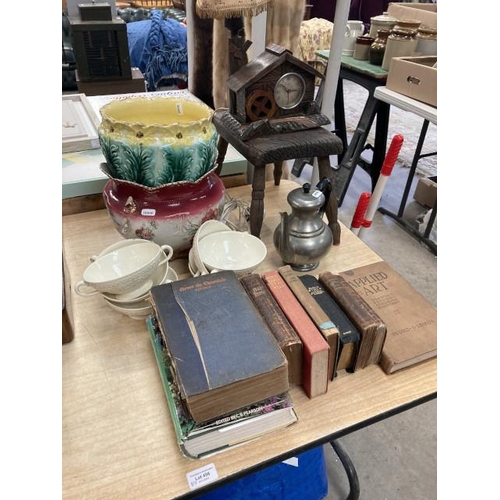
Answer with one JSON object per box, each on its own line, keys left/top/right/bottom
{"left": 226, "top": 43, "right": 330, "bottom": 137}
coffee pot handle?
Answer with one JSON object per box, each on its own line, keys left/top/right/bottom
{"left": 315, "top": 177, "right": 332, "bottom": 217}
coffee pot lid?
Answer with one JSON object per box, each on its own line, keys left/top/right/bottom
{"left": 371, "top": 12, "right": 398, "bottom": 23}
{"left": 288, "top": 183, "right": 325, "bottom": 210}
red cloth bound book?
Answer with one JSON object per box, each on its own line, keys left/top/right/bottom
{"left": 261, "top": 270, "right": 330, "bottom": 399}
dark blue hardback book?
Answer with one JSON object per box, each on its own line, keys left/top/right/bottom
{"left": 299, "top": 274, "right": 361, "bottom": 375}
{"left": 149, "top": 270, "right": 289, "bottom": 423}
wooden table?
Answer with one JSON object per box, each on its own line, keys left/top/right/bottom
{"left": 62, "top": 179, "right": 437, "bottom": 500}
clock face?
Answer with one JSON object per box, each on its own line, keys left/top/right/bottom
{"left": 274, "top": 72, "right": 306, "bottom": 110}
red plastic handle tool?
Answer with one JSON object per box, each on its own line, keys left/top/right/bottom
{"left": 380, "top": 134, "right": 404, "bottom": 176}
{"left": 351, "top": 192, "right": 371, "bottom": 229}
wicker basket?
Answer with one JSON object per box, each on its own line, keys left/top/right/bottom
{"left": 130, "top": 0, "right": 174, "bottom": 8}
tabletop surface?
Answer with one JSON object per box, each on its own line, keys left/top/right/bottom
{"left": 374, "top": 86, "right": 438, "bottom": 125}
{"left": 62, "top": 179, "right": 437, "bottom": 500}
{"left": 316, "top": 50, "right": 389, "bottom": 80}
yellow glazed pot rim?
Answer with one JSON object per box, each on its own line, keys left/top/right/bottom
{"left": 99, "top": 96, "right": 215, "bottom": 129}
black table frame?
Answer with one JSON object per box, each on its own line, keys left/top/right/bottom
{"left": 176, "top": 391, "right": 436, "bottom": 499}
{"left": 331, "top": 64, "right": 389, "bottom": 206}
{"left": 378, "top": 118, "right": 437, "bottom": 255}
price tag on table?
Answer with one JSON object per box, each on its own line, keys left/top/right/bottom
{"left": 186, "top": 463, "right": 218, "bottom": 490}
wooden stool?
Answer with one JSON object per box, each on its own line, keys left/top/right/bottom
{"left": 213, "top": 109, "right": 344, "bottom": 243}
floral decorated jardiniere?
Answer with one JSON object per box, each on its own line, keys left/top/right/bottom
{"left": 98, "top": 96, "right": 219, "bottom": 187}
{"left": 101, "top": 163, "right": 226, "bottom": 258}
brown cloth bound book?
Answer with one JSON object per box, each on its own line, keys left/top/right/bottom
{"left": 339, "top": 261, "right": 437, "bottom": 374}
{"left": 149, "top": 271, "right": 289, "bottom": 423}
{"left": 262, "top": 270, "right": 330, "bottom": 399}
{"left": 319, "top": 271, "right": 387, "bottom": 371}
{"left": 278, "top": 265, "right": 339, "bottom": 381}
{"left": 240, "top": 273, "right": 303, "bottom": 385}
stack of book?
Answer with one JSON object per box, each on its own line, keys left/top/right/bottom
{"left": 147, "top": 270, "right": 297, "bottom": 459}
{"left": 146, "top": 262, "right": 436, "bottom": 457}
{"left": 244, "top": 262, "right": 435, "bottom": 389}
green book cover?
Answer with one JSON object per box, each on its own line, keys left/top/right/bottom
{"left": 146, "top": 316, "right": 298, "bottom": 459}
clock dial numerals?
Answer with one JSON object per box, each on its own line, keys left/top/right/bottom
{"left": 245, "top": 90, "right": 277, "bottom": 122}
{"left": 274, "top": 72, "right": 306, "bottom": 110}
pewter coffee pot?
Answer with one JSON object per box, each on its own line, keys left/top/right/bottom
{"left": 273, "top": 178, "right": 333, "bottom": 272}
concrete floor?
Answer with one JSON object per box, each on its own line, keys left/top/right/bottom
{"left": 291, "top": 148, "right": 437, "bottom": 500}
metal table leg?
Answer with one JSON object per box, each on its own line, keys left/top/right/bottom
{"left": 332, "top": 96, "right": 389, "bottom": 205}
{"left": 378, "top": 119, "right": 437, "bottom": 255}
{"left": 330, "top": 440, "right": 360, "bottom": 500}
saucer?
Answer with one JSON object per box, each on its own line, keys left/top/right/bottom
{"left": 102, "top": 296, "right": 152, "bottom": 320}
{"left": 102, "top": 266, "right": 179, "bottom": 317}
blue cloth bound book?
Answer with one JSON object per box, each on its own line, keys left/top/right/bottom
{"left": 149, "top": 270, "right": 289, "bottom": 423}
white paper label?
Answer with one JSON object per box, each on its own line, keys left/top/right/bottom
{"left": 282, "top": 457, "right": 299, "bottom": 467}
{"left": 312, "top": 190, "right": 322, "bottom": 199}
{"left": 141, "top": 208, "right": 156, "bottom": 216}
{"left": 176, "top": 102, "right": 184, "bottom": 115}
{"left": 187, "top": 463, "right": 218, "bottom": 490}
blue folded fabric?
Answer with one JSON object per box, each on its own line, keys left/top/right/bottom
{"left": 127, "top": 9, "right": 188, "bottom": 90}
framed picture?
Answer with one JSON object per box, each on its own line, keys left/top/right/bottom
{"left": 62, "top": 94, "right": 101, "bottom": 153}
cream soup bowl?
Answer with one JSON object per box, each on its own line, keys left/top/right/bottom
{"left": 75, "top": 242, "right": 173, "bottom": 296}
{"left": 198, "top": 231, "right": 267, "bottom": 275}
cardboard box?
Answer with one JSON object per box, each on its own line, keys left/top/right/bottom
{"left": 387, "top": 2, "right": 437, "bottom": 28}
{"left": 386, "top": 56, "right": 437, "bottom": 107}
{"left": 414, "top": 175, "right": 437, "bottom": 208}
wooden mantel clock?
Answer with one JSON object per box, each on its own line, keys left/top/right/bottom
{"left": 226, "top": 43, "right": 330, "bottom": 139}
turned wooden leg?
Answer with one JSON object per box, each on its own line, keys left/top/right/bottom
{"left": 317, "top": 155, "right": 341, "bottom": 245}
{"left": 215, "top": 136, "right": 229, "bottom": 176}
{"left": 273, "top": 160, "right": 283, "bottom": 186}
{"left": 249, "top": 165, "right": 267, "bottom": 237}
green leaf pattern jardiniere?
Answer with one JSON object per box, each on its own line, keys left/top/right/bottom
{"left": 98, "top": 96, "right": 219, "bottom": 187}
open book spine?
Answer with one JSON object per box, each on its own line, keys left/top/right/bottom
{"left": 261, "top": 270, "right": 329, "bottom": 399}
{"left": 298, "top": 274, "right": 361, "bottom": 375}
{"left": 278, "top": 265, "right": 339, "bottom": 381}
{"left": 318, "top": 271, "right": 387, "bottom": 371}
{"left": 240, "top": 273, "right": 303, "bottom": 385}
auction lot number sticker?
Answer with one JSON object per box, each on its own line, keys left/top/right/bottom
{"left": 187, "top": 463, "right": 218, "bottom": 490}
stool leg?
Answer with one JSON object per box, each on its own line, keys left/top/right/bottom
{"left": 318, "top": 155, "right": 341, "bottom": 245}
{"left": 249, "top": 166, "right": 266, "bottom": 238}
{"left": 215, "top": 136, "right": 229, "bottom": 176}
{"left": 273, "top": 160, "right": 283, "bottom": 186}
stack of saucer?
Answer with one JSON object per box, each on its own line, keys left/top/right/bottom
{"left": 100, "top": 260, "right": 178, "bottom": 320}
